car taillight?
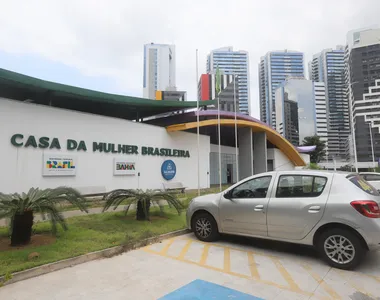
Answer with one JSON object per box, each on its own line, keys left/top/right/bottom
{"left": 350, "top": 200, "right": 380, "bottom": 218}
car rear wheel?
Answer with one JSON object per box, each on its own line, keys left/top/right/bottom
{"left": 317, "top": 228, "right": 366, "bottom": 270}
{"left": 192, "top": 212, "right": 219, "bottom": 242}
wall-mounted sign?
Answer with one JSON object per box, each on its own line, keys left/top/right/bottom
{"left": 161, "top": 160, "right": 176, "bottom": 181}
{"left": 10, "top": 134, "right": 190, "bottom": 158}
{"left": 113, "top": 158, "right": 136, "bottom": 176}
{"left": 42, "top": 154, "right": 76, "bottom": 177}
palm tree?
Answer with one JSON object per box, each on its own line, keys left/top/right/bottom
{"left": 0, "top": 187, "right": 88, "bottom": 246}
{"left": 302, "top": 135, "right": 326, "bottom": 163}
{"left": 102, "top": 189, "right": 184, "bottom": 221}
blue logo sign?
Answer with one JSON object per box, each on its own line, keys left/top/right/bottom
{"left": 161, "top": 160, "right": 176, "bottom": 181}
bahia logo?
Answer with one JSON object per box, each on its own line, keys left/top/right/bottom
{"left": 161, "top": 160, "right": 176, "bottom": 180}
{"left": 116, "top": 163, "right": 135, "bottom": 171}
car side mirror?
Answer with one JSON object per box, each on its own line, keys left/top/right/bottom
{"left": 224, "top": 190, "right": 232, "bottom": 200}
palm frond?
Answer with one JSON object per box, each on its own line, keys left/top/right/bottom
{"left": 0, "top": 186, "right": 87, "bottom": 235}
{"left": 102, "top": 189, "right": 137, "bottom": 212}
{"left": 102, "top": 188, "right": 184, "bottom": 217}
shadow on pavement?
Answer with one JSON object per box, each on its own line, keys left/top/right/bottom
{"left": 221, "top": 234, "right": 319, "bottom": 259}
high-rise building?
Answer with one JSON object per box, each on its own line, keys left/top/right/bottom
{"left": 143, "top": 43, "right": 176, "bottom": 100}
{"left": 207, "top": 47, "right": 250, "bottom": 114}
{"left": 346, "top": 27, "right": 380, "bottom": 167}
{"left": 155, "top": 90, "right": 187, "bottom": 101}
{"left": 310, "top": 46, "right": 349, "bottom": 161}
{"left": 198, "top": 73, "right": 239, "bottom": 112}
{"left": 275, "top": 78, "right": 328, "bottom": 149}
{"left": 259, "top": 50, "right": 305, "bottom": 127}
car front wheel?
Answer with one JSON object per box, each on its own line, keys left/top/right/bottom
{"left": 192, "top": 212, "right": 219, "bottom": 242}
{"left": 317, "top": 228, "right": 366, "bottom": 270}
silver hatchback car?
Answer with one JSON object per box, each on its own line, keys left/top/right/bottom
{"left": 186, "top": 170, "right": 380, "bottom": 270}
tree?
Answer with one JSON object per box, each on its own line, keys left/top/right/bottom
{"left": 0, "top": 187, "right": 88, "bottom": 246}
{"left": 102, "top": 189, "right": 184, "bottom": 221}
{"left": 302, "top": 135, "right": 326, "bottom": 164}
{"left": 305, "top": 163, "right": 322, "bottom": 170}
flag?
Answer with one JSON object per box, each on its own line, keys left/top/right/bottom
{"left": 215, "top": 65, "right": 221, "bottom": 95}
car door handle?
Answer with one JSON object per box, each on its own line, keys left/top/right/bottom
{"left": 254, "top": 205, "right": 264, "bottom": 212}
{"left": 308, "top": 206, "right": 321, "bottom": 213}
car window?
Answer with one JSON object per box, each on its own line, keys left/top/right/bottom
{"left": 276, "top": 175, "right": 327, "bottom": 198}
{"left": 230, "top": 176, "right": 272, "bottom": 199}
{"left": 348, "top": 175, "right": 380, "bottom": 196}
{"left": 363, "top": 174, "right": 380, "bottom": 181}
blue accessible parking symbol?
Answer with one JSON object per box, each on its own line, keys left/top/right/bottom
{"left": 161, "top": 160, "right": 176, "bottom": 181}
{"left": 159, "top": 279, "right": 263, "bottom": 300}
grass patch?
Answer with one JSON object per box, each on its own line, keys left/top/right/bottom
{"left": 0, "top": 208, "right": 186, "bottom": 276}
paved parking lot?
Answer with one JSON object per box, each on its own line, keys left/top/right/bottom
{"left": 1, "top": 233, "right": 380, "bottom": 299}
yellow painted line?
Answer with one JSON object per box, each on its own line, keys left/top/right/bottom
{"left": 199, "top": 244, "right": 210, "bottom": 265}
{"left": 272, "top": 258, "right": 302, "bottom": 293}
{"left": 247, "top": 252, "right": 260, "bottom": 279}
{"left": 224, "top": 248, "right": 231, "bottom": 272}
{"left": 302, "top": 264, "right": 341, "bottom": 299}
{"left": 159, "top": 239, "right": 175, "bottom": 255}
{"left": 141, "top": 244, "right": 151, "bottom": 251}
{"left": 368, "top": 274, "right": 380, "bottom": 284}
{"left": 177, "top": 240, "right": 193, "bottom": 260}
{"left": 180, "top": 238, "right": 278, "bottom": 260}
{"left": 142, "top": 247, "right": 313, "bottom": 297}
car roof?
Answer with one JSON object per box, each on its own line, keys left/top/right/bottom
{"left": 359, "top": 172, "right": 380, "bottom": 175}
{"left": 256, "top": 170, "right": 354, "bottom": 177}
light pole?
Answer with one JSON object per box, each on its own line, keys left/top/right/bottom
{"left": 349, "top": 81, "right": 359, "bottom": 172}
{"left": 233, "top": 74, "right": 239, "bottom": 183}
{"left": 195, "top": 49, "right": 200, "bottom": 196}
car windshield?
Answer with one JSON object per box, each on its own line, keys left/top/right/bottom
{"left": 347, "top": 174, "right": 380, "bottom": 196}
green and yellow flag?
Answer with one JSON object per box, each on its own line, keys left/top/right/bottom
{"left": 215, "top": 65, "right": 221, "bottom": 95}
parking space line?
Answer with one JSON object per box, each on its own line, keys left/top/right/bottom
{"left": 301, "top": 264, "right": 341, "bottom": 299}
{"left": 199, "top": 244, "right": 210, "bottom": 265}
{"left": 143, "top": 239, "right": 315, "bottom": 297}
{"left": 177, "top": 236, "right": 279, "bottom": 259}
{"left": 369, "top": 274, "right": 380, "bottom": 284}
{"left": 160, "top": 239, "right": 175, "bottom": 255}
{"left": 177, "top": 240, "right": 192, "bottom": 260}
{"left": 247, "top": 252, "right": 260, "bottom": 279}
{"left": 271, "top": 257, "right": 302, "bottom": 293}
{"left": 143, "top": 246, "right": 314, "bottom": 297}
{"left": 224, "top": 248, "right": 231, "bottom": 272}
{"left": 142, "top": 237, "right": 378, "bottom": 299}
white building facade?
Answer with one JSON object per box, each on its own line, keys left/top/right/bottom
{"left": 143, "top": 43, "right": 176, "bottom": 100}
{"left": 0, "top": 99, "right": 209, "bottom": 194}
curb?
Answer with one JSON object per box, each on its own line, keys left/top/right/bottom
{"left": 0, "top": 228, "right": 190, "bottom": 286}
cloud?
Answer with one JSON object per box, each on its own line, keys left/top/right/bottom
{"left": 0, "top": 0, "right": 379, "bottom": 118}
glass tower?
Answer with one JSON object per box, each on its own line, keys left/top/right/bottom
{"left": 207, "top": 47, "right": 250, "bottom": 115}
{"left": 310, "top": 46, "right": 348, "bottom": 161}
{"left": 259, "top": 50, "right": 304, "bottom": 127}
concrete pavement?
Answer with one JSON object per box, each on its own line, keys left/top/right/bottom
{"left": 1, "top": 233, "right": 379, "bottom": 299}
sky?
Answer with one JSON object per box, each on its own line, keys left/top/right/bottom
{"left": 0, "top": 0, "right": 379, "bottom": 119}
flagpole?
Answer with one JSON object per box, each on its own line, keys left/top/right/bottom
{"left": 196, "top": 49, "right": 200, "bottom": 196}
{"left": 234, "top": 75, "right": 239, "bottom": 183}
{"left": 218, "top": 94, "right": 222, "bottom": 192}
{"left": 215, "top": 66, "right": 222, "bottom": 192}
